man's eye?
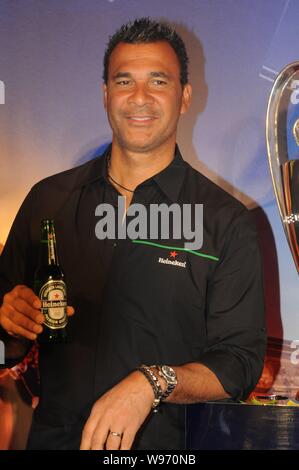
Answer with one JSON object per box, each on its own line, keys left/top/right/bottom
{"left": 116, "top": 80, "right": 131, "bottom": 85}
{"left": 152, "top": 79, "right": 167, "bottom": 86}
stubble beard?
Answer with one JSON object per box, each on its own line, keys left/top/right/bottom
{"left": 110, "top": 118, "right": 178, "bottom": 155}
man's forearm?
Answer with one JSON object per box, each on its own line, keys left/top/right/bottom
{"left": 166, "top": 362, "right": 230, "bottom": 404}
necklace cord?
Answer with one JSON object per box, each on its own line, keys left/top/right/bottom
{"left": 107, "top": 154, "right": 135, "bottom": 193}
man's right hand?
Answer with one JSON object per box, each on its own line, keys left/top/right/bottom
{"left": 0, "top": 285, "right": 75, "bottom": 341}
{"left": 0, "top": 285, "right": 44, "bottom": 341}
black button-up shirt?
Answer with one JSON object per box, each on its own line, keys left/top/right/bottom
{"left": 0, "top": 145, "right": 266, "bottom": 449}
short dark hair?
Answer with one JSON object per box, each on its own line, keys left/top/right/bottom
{"left": 103, "top": 17, "right": 189, "bottom": 86}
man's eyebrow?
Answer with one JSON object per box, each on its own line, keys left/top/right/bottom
{"left": 149, "top": 71, "right": 171, "bottom": 79}
{"left": 112, "top": 71, "right": 171, "bottom": 80}
{"left": 112, "top": 72, "right": 132, "bottom": 80}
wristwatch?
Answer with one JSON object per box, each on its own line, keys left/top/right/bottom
{"left": 157, "top": 365, "right": 177, "bottom": 401}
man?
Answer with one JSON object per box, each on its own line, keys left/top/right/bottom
{"left": 0, "top": 18, "right": 266, "bottom": 450}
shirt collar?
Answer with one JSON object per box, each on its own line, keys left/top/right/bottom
{"left": 83, "top": 144, "right": 111, "bottom": 186}
{"left": 83, "top": 143, "right": 187, "bottom": 203}
{"left": 152, "top": 145, "right": 187, "bottom": 203}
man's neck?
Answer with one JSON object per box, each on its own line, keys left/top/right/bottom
{"left": 108, "top": 140, "right": 176, "bottom": 193}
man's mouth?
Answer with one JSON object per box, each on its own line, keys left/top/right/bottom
{"left": 127, "top": 116, "right": 156, "bottom": 122}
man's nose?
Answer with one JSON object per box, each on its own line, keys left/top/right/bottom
{"left": 128, "top": 82, "right": 154, "bottom": 106}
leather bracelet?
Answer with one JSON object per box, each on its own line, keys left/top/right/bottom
{"left": 138, "top": 364, "right": 163, "bottom": 411}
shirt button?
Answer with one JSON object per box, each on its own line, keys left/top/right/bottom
{"left": 113, "top": 242, "right": 117, "bottom": 247}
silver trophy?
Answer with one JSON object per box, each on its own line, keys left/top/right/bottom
{"left": 267, "top": 62, "right": 299, "bottom": 272}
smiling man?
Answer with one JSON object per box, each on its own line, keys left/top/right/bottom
{"left": 105, "top": 41, "right": 190, "bottom": 152}
{"left": 103, "top": 37, "right": 191, "bottom": 210}
{"left": 0, "top": 18, "right": 266, "bottom": 450}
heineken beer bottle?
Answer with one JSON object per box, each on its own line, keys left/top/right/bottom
{"left": 34, "top": 219, "right": 68, "bottom": 343}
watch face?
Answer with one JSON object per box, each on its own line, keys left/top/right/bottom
{"left": 162, "top": 365, "right": 176, "bottom": 381}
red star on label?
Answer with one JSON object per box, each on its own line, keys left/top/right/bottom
{"left": 54, "top": 293, "right": 60, "bottom": 299}
{"left": 169, "top": 251, "right": 178, "bottom": 258}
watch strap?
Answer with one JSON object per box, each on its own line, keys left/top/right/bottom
{"left": 157, "top": 365, "right": 177, "bottom": 401}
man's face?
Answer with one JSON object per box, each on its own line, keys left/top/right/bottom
{"left": 103, "top": 41, "right": 191, "bottom": 154}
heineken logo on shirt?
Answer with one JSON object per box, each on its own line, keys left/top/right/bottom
{"left": 158, "top": 251, "right": 187, "bottom": 268}
{"left": 131, "top": 240, "right": 219, "bottom": 264}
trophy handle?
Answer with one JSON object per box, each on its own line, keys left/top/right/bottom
{"left": 266, "top": 62, "right": 299, "bottom": 272}
{"left": 266, "top": 62, "right": 299, "bottom": 218}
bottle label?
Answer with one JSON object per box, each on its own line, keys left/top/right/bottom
{"left": 39, "top": 280, "right": 68, "bottom": 330}
{"left": 48, "top": 233, "right": 56, "bottom": 264}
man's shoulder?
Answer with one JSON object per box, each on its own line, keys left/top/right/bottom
{"left": 182, "top": 161, "right": 257, "bottom": 248}
{"left": 183, "top": 161, "right": 247, "bottom": 215}
{"left": 31, "top": 154, "right": 105, "bottom": 196}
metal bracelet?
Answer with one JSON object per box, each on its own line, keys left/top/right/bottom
{"left": 156, "top": 365, "right": 177, "bottom": 401}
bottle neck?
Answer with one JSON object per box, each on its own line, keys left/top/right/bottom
{"left": 39, "top": 220, "right": 59, "bottom": 266}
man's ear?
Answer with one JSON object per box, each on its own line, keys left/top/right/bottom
{"left": 103, "top": 83, "right": 107, "bottom": 110}
{"left": 180, "top": 83, "right": 192, "bottom": 115}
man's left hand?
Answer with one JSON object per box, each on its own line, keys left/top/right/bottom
{"left": 80, "top": 370, "right": 154, "bottom": 450}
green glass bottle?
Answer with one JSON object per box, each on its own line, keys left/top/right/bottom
{"left": 34, "top": 219, "right": 68, "bottom": 343}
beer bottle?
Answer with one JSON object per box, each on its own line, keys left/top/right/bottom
{"left": 34, "top": 219, "right": 68, "bottom": 343}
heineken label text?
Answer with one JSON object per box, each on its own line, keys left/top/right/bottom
{"left": 40, "top": 280, "right": 68, "bottom": 329}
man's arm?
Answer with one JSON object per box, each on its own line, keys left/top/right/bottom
{"left": 0, "top": 187, "right": 74, "bottom": 366}
{"left": 165, "top": 362, "right": 229, "bottom": 403}
{"left": 80, "top": 361, "right": 227, "bottom": 451}
{"left": 0, "top": 190, "right": 37, "bottom": 367}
